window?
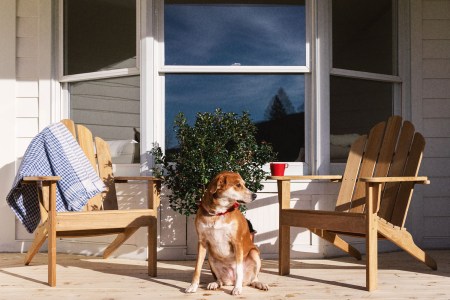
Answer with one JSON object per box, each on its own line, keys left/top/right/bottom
{"left": 58, "top": 0, "right": 408, "bottom": 170}
{"left": 63, "top": 0, "right": 137, "bottom": 75}
{"left": 62, "top": 0, "right": 141, "bottom": 164}
{"left": 162, "top": 0, "right": 307, "bottom": 162}
{"left": 330, "top": 0, "right": 401, "bottom": 163}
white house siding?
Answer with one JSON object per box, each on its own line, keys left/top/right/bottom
{"left": 1, "top": 0, "right": 449, "bottom": 259}
{"left": 420, "top": 0, "right": 450, "bottom": 249}
{"left": 0, "top": 0, "right": 19, "bottom": 252}
{"left": 14, "top": 0, "right": 47, "bottom": 241}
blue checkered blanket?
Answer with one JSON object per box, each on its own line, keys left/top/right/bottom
{"left": 6, "top": 122, "right": 105, "bottom": 233}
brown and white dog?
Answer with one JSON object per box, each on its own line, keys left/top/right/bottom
{"left": 185, "top": 171, "right": 269, "bottom": 295}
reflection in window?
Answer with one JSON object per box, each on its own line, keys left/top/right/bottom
{"left": 63, "top": 0, "right": 137, "bottom": 75}
{"left": 70, "top": 76, "right": 141, "bottom": 164}
{"left": 330, "top": 76, "right": 393, "bottom": 162}
{"left": 165, "top": 75, "right": 305, "bottom": 161}
{"left": 332, "top": 0, "right": 397, "bottom": 75}
{"left": 164, "top": 0, "right": 306, "bottom": 66}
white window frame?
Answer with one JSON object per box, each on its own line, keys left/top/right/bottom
{"left": 58, "top": 0, "right": 141, "bottom": 83}
{"left": 323, "top": 0, "right": 410, "bottom": 174}
{"left": 53, "top": 0, "right": 410, "bottom": 176}
{"left": 56, "top": 0, "right": 148, "bottom": 174}
{"left": 153, "top": 0, "right": 314, "bottom": 175}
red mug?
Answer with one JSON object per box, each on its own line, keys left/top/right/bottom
{"left": 270, "top": 163, "right": 289, "bottom": 176}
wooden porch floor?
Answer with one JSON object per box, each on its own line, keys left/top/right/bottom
{"left": 1, "top": 250, "right": 449, "bottom": 299}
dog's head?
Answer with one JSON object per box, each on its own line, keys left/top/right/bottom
{"left": 206, "top": 171, "right": 257, "bottom": 210}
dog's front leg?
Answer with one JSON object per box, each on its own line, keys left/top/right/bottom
{"left": 185, "top": 242, "right": 207, "bottom": 293}
{"left": 231, "top": 243, "right": 244, "bottom": 296}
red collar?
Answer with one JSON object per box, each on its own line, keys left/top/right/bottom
{"left": 216, "top": 202, "right": 240, "bottom": 216}
{"left": 200, "top": 202, "right": 240, "bottom": 216}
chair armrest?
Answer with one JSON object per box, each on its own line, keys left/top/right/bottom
{"left": 360, "top": 176, "right": 429, "bottom": 184}
{"left": 114, "top": 176, "right": 161, "bottom": 183}
{"left": 23, "top": 176, "right": 60, "bottom": 216}
{"left": 23, "top": 176, "right": 61, "bottom": 182}
{"left": 267, "top": 175, "right": 342, "bottom": 182}
{"left": 362, "top": 176, "right": 429, "bottom": 215}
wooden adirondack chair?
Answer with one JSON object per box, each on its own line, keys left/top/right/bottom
{"left": 270, "top": 116, "right": 437, "bottom": 291}
{"left": 22, "top": 119, "right": 161, "bottom": 287}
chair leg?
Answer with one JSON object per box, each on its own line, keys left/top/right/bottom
{"left": 366, "top": 214, "right": 378, "bottom": 291}
{"left": 279, "top": 224, "right": 290, "bottom": 275}
{"left": 148, "top": 218, "right": 157, "bottom": 277}
{"left": 103, "top": 227, "right": 139, "bottom": 259}
{"left": 24, "top": 224, "right": 48, "bottom": 265}
{"left": 278, "top": 180, "right": 291, "bottom": 276}
{"left": 48, "top": 225, "right": 56, "bottom": 287}
{"left": 366, "top": 183, "right": 379, "bottom": 292}
{"left": 310, "top": 229, "right": 362, "bottom": 260}
{"left": 47, "top": 182, "right": 57, "bottom": 287}
{"left": 377, "top": 221, "right": 437, "bottom": 270}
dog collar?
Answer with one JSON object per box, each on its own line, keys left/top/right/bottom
{"left": 201, "top": 202, "right": 240, "bottom": 216}
{"left": 216, "top": 202, "right": 240, "bottom": 216}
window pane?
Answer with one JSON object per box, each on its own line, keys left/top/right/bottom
{"left": 330, "top": 76, "right": 393, "bottom": 162}
{"left": 164, "top": 0, "right": 306, "bottom": 66}
{"left": 165, "top": 75, "right": 305, "bottom": 162}
{"left": 332, "top": 0, "right": 397, "bottom": 75}
{"left": 70, "top": 76, "right": 141, "bottom": 164}
{"left": 63, "top": 0, "right": 137, "bottom": 75}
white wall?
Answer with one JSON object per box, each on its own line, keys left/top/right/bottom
{"left": 418, "top": 0, "right": 450, "bottom": 248}
{"left": 0, "top": 0, "right": 19, "bottom": 252}
{"left": 13, "top": 0, "right": 52, "bottom": 242}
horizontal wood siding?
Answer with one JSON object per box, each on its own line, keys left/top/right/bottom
{"left": 421, "top": 0, "right": 450, "bottom": 249}
{"left": 15, "top": 0, "right": 39, "bottom": 155}
{"left": 70, "top": 76, "right": 140, "bottom": 141}
{"left": 14, "top": 0, "right": 41, "bottom": 241}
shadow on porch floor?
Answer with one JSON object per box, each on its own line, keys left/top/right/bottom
{"left": 1, "top": 250, "right": 449, "bottom": 299}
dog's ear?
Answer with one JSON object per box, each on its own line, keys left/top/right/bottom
{"left": 209, "top": 173, "right": 226, "bottom": 194}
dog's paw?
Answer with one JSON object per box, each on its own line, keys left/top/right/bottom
{"left": 251, "top": 281, "right": 269, "bottom": 291}
{"left": 207, "top": 281, "right": 221, "bottom": 290}
{"left": 231, "top": 286, "right": 243, "bottom": 296}
{"left": 185, "top": 283, "right": 198, "bottom": 293}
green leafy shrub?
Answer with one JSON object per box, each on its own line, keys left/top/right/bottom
{"left": 151, "top": 109, "right": 276, "bottom": 216}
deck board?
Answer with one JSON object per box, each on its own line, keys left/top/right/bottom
{"left": 0, "top": 250, "right": 449, "bottom": 299}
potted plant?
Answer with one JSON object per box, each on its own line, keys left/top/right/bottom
{"left": 151, "top": 109, "right": 276, "bottom": 216}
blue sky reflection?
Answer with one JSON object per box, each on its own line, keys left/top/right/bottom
{"left": 164, "top": 1, "right": 306, "bottom": 158}
{"left": 165, "top": 1, "right": 306, "bottom": 66}
{"left": 165, "top": 74, "right": 305, "bottom": 149}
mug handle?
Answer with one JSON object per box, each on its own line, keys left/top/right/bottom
{"left": 285, "top": 163, "right": 289, "bottom": 169}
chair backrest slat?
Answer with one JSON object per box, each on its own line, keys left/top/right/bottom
{"left": 61, "top": 119, "right": 76, "bottom": 137}
{"left": 356, "top": 116, "right": 403, "bottom": 213}
{"left": 76, "top": 125, "right": 97, "bottom": 170}
{"left": 334, "top": 116, "right": 425, "bottom": 228}
{"left": 378, "top": 121, "right": 415, "bottom": 220}
{"left": 348, "top": 122, "right": 386, "bottom": 213}
{"left": 373, "top": 116, "right": 402, "bottom": 178}
{"left": 60, "top": 119, "right": 118, "bottom": 211}
{"left": 95, "top": 137, "right": 118, "bottom": 210}
{"left": 335, "top": 135, "right": 366, "bottom": 212}
{"left": 390, "top": 133, "right": 425, "bottom": 226}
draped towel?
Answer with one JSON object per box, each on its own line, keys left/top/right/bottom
{"left": 6, "top": 122, "right": 105, "bottom": 233}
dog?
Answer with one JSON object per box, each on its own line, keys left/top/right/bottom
{"left": 185, "top": 171, "right": 269, "bottom": 295}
